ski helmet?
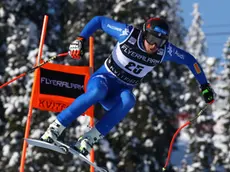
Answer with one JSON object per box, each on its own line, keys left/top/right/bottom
{"left": 143, "top": 18, "right": 170, "bottom": 47}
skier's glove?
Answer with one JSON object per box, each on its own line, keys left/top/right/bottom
{"left": 68, "top": 36, "right": 85, "bottom": 60}
{"left": 200, "top": 83, "right": 215, "bottom": 104}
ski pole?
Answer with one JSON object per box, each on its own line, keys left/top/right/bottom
{"left": 162, "top": 104, "right": 209, "bottom": 171}
{"left": 0, "top": 52, "right": 68, "bottom": 89}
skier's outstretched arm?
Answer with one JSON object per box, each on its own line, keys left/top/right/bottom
{"left": 69, "top": 16, "right": 132, "bottom": 59}
{"left": 163, "top": 43, "right": 215, "bottom": 104}
{"left": 80, "top": 16, "right": 130, "bottom": 40}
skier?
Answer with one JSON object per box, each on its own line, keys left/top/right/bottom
{"left": 41, "top": 16, "right": 215, "bottom": 156}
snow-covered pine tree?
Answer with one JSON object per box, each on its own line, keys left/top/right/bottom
{"left": 183, "top": 3, "right": 208, "bottom": 113}
{"left": 0, "top": 0, "right": 188, "bottom": 172}
{"left": 210, "top": 37, "right": 230, "bottom": 171}
{"left": 180, "top": 3, "right": 217, "bottom": 172}
{"left": 0, "top": 2, "right": 40, "bottom": 171}
{"left": 0, "top": 0, "right": 8, "bottom": 138}
{"left": 0, "top": 1, "right": 68, "bottom": 171}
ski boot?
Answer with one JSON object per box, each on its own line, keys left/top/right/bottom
{"left": 74, "top": 127, "right": 103, "bottom": 156}
{"left": 41, "top": 119, "right": 66, "bottom": 143}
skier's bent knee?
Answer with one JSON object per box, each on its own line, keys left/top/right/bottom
{"left": 121, "top": 90, "right": 136, "bottom": 108}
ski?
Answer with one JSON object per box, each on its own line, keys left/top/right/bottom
{"left": 25, "top": 138, "right": 107, "bottom": 172}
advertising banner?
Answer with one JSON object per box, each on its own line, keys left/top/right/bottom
{"left": 32, "top": 62, "right": 91, "bottom": 113}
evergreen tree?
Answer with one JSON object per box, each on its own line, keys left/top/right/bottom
{"left": 0, "top": 0, "right": 8, "bottom": 141}
{"left": 210, "top": 37, "right": 230, "bottom": 171}
{"left": 0, "top": 0, "right": 187, "bottom": 172}
{"left": 0, "top": 1, "right": 68, "bottom": 171}
{"left": 183, "top": 3, "right": 208, "bottom": 113}
{"left": 180, "top": 3, "right": 217, "bottom": 172}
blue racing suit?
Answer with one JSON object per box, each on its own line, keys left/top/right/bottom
{"left": 57, "top": 16, "right": 208, "bottom": 136}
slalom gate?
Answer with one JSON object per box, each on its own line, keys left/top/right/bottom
{"left": 19, "top": 15, "right": 96, "bottom": 172}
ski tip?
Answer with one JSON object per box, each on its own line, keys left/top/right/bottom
{"left": 24, "top": 138, "right": 67, "bottom": 154}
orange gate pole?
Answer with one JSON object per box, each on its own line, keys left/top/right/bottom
{"left": 20, "top": 15, "right": 48, "bottom": 172}
{"left": 89, "top": 36, "right": 95, "bottom": 172}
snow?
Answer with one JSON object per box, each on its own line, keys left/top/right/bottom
{"left": 206, "top": 57, "right": 216, "bottom": 66}
{"left": 100, "top": 140, "right": 116, "bottom": 159}
{"left": 144, "top": 139, "right": 153, "bottom": 147}
{"left": 30, "top": 129, "right": 43, "bottom": 139}
{"left": 113, "top": 0, "right": 132, "bottom": 13}
{"left": 8, "top": 152, "right": 19, "bottom": 167}
{"left": 184, "top": 92, "right": 191, "bottom": 102}
{"left": 7, "top": 14, "right": 16, "bottom": 27}
{"left": 7, "top": 43, "right": 16, "bottom": 53}
{"left": 3, "top": 145, "right": 10, "bottom": 157}
{"left": 213, "top": 118, "right": 226, "bottom": 134}
{"left": 4, "top": 103, "right": 15, "bottom": 116}
{"left": 0, "top": 1, "right": 229, "bottom": 172}
{"left": 126, "top": 130, "right": 133, "bottom": 137}
{"left": 0, "top": 7, "right": 5, "bottom": 18}
{"left": 150, "top": 3, "right": 157, "bottom": 8}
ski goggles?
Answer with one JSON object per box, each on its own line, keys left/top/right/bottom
{"left": 145, "top": 32, "right": 168, "bottom": 47}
